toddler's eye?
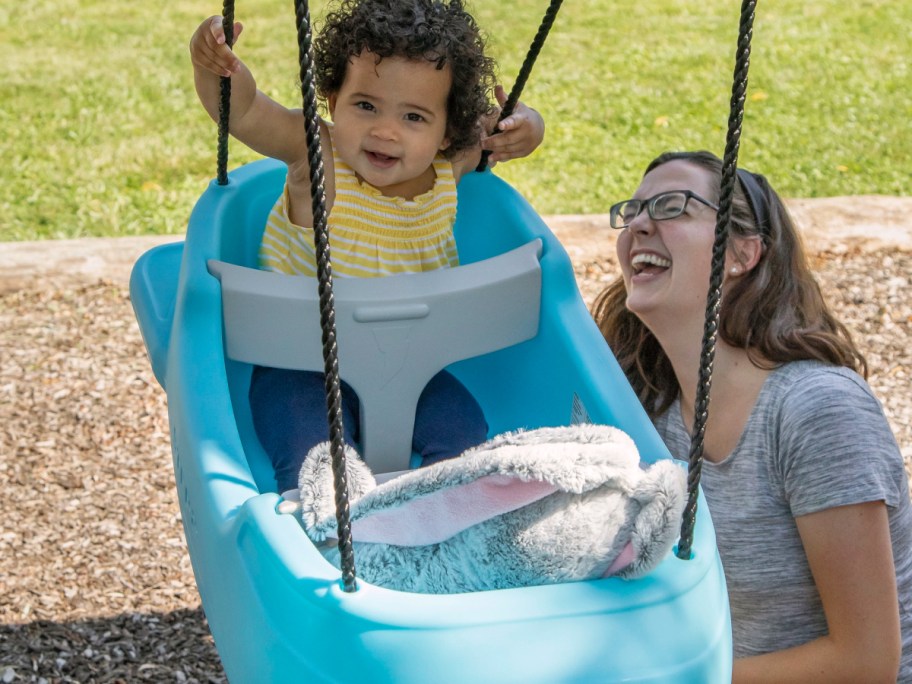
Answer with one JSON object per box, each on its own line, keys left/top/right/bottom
{"left": 356, "top": 101, "right": 375, "bottom": 112}
{"left": 405, "top": 113, "right": 425, "bottom": 123}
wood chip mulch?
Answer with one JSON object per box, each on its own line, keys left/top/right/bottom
{"left": 1, "top": 245, "right": 909, "bottom": 683}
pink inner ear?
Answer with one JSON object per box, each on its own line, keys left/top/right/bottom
{"left": 602, "top": 541, "right": 636, "bottom": 577}
{"left": 326, "top": 474, "right": 558, "bottom": 546}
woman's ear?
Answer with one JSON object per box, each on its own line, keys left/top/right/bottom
{"left": 728, "top": 235, "right": 764, "bottom": 275}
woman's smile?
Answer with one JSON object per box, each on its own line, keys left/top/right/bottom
{"left": 630, "top": 251, "right": 672, "bottom": 277}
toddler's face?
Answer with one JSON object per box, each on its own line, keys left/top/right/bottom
{"left": 328, "top": 52, "right": 452, "bottom": 200}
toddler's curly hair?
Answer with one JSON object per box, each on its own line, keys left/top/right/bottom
{"left": 314, "top": 0, "right": 497, "bottom": 156}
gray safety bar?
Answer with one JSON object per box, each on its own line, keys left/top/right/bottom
{"left": 208, "top": 239, "right": 543, "bottom": 474}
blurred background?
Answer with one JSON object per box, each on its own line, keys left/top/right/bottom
{"left": 2, "top": 0, "right": 910, "bottom": 242}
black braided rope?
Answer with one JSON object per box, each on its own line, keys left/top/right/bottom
{"left": 476, "top": 0, "right": 563, "bottom": 172}
{"left": 294, "top": 0, "right": 358, "bottom": 592}
{"left": 677, "top": 0, "right": 757, "bottom": 560}
{"left": 216, "top": 0, "right": 235, "bottom": 185}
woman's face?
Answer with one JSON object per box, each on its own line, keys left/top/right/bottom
{"left": 615, "top": 160, "right": 721, "bottom": 333}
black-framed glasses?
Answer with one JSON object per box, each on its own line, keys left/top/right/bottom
{"left": 608, "top": 190, "right": 720, "bottom": 229}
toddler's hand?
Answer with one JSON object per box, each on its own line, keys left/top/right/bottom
{"left": 482, "top": 85, "right": 546, "bottom": 163}
{"left": 190, "top": 16, "right": 245, "bottom": 78}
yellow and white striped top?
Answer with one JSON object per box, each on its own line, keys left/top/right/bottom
{"left": 258, "top": 129, "right": 459, "bottom": 278}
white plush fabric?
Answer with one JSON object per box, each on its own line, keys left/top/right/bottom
{"left": 288, "top": 424, "right": 687, "bottom": 594}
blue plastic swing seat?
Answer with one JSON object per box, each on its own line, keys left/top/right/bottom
{"left": 130, "top": 158, "right": 732, "bottom": 683}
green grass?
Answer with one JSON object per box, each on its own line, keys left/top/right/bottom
{"left": 1, "top": 0, "right": 910, "bottom": 240}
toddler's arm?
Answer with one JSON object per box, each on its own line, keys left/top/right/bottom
{"left": 189, "top": 16, "right": 310, "bottom": 166}
{"left": 482, "top": 85, "right": 546, "bottom": 164}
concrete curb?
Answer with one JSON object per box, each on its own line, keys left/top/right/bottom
{"left": 2, "top": 198, "right": 910, "bottom": 294}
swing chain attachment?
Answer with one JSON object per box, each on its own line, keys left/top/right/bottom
{"left": 677, "top": 0, "right": 757, "bottom": 560}
{"left": 213, "top": 0, "right": 358, "bottom": 592}
{"left": 476, "top": 0, "right": 564, "bottom": 173}
{"left": 294, "top": 0, "right": 359, "bottom": 592}
{"left": 216, "top": 0, "right": 235, "bottom": 185}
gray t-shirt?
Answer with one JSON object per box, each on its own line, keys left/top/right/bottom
{"left": 655, "top": 360, "right": 912, "bottom": 680}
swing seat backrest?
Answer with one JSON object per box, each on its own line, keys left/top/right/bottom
{"left": 207, "top": 238, "right": 543, "bottom": 474}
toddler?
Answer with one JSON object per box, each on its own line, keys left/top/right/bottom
{"left": 190, "top": 0, "right": 545, "bottom": 491}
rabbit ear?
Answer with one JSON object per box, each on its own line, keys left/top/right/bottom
{"left": 617, "top": 460, "right": 688, "bottom": 578}
{"left": 325, "top": 474, "right": 558, "bottom": 547}
{"left": 299, "top": 442, "right": 377, "bottom": 541}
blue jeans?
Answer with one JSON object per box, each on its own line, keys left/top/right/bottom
{"left": 249, "top": 366, "right": 489, "bottom": 492}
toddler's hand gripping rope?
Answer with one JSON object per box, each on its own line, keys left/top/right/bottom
{"left": 476, "top": 0, "right": 564, "bottom": 173}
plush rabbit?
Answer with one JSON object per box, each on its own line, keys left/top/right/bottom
{"left": 282, "top": 424, "right": 687, "bottom": 594}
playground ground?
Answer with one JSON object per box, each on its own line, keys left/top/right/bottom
{"left": 1, "top": 199, "right": 910, "bottom": 682}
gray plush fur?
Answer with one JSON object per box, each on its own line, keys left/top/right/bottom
{"left": 292, "top": 425, "right": 687, "bottom": 594}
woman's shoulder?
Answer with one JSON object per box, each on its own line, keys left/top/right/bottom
{"left": 765, "top": 360, "right": 872, "bottom": 400}
{"left": 762, "top": 360, "right": 893, "bottom": 443}
{"left": 758, "top": 363, "right": 906, "bottom": 517}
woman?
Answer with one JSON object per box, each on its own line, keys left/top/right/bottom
{"left": 592, "top": 150, "right": 912, "bottom": 682}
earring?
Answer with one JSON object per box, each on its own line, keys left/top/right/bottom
{"left": 730, "top": 267, "right": 739, "bottom": 275}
